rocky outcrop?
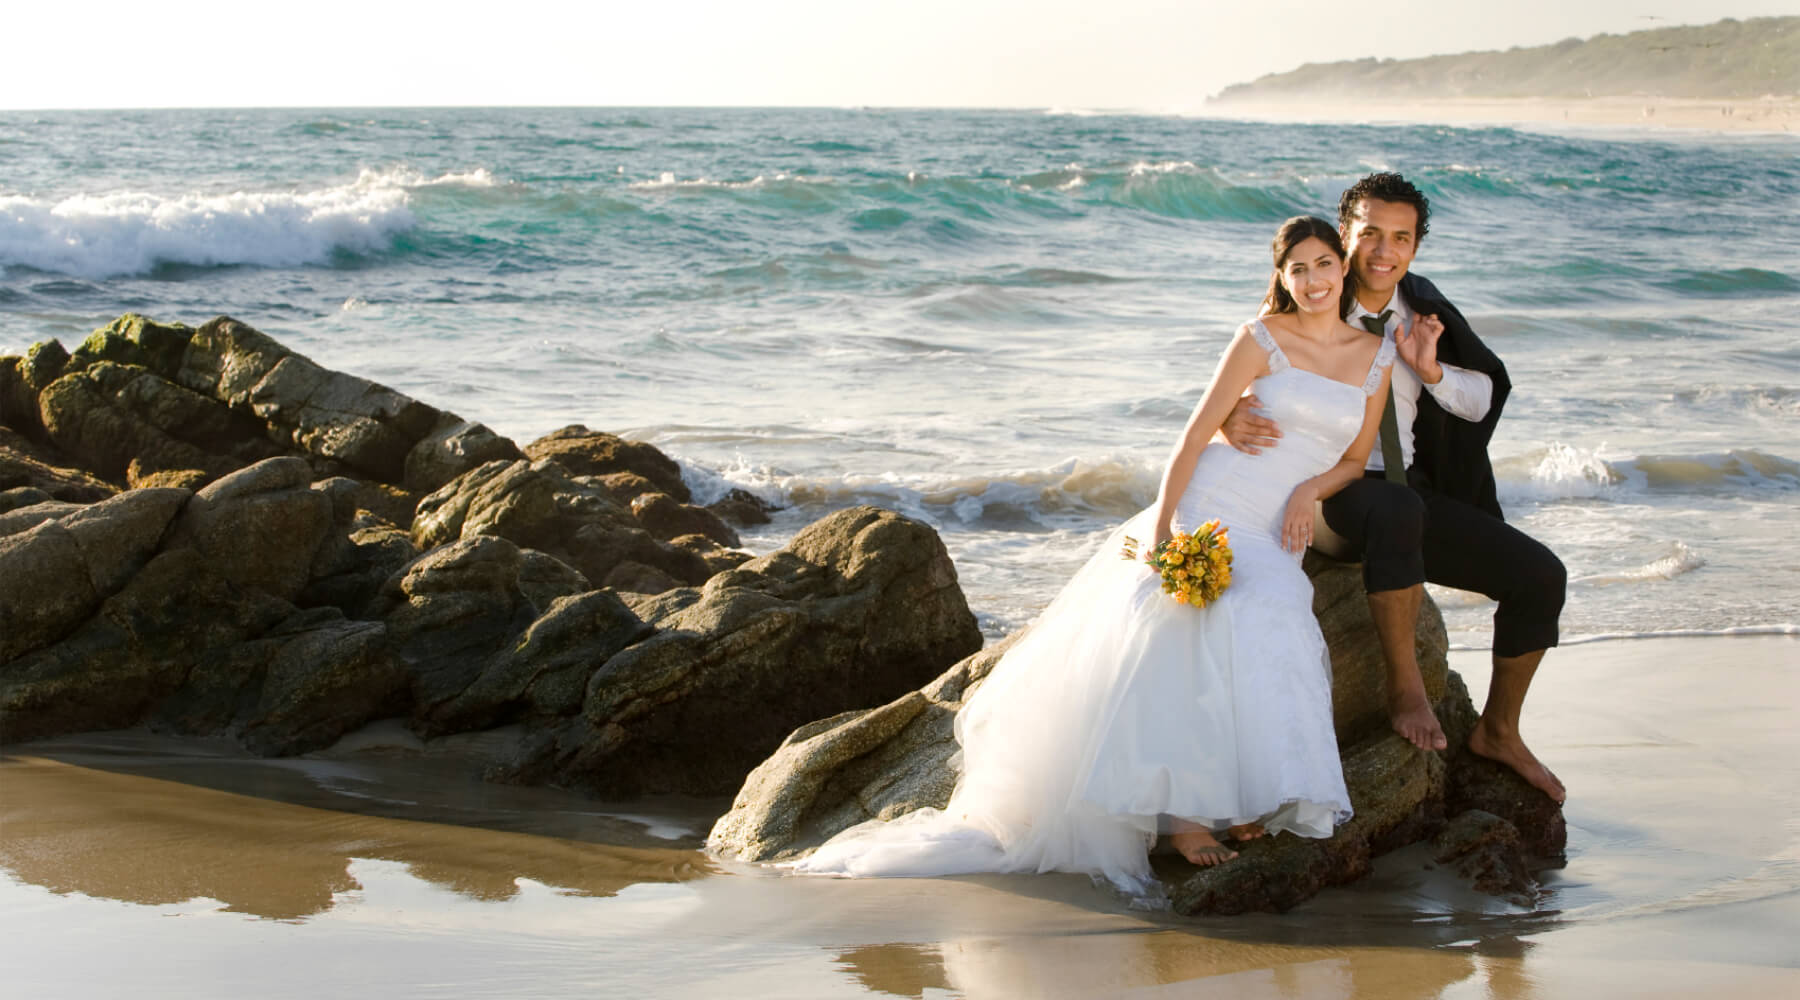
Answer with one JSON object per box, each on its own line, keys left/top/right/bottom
{"left": 1, "top": 313, "right": 790, "bottom": 758}
{"left": 706, "top": 558, "right": 1564, "bottom": 914}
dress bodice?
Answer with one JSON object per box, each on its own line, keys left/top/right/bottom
{"left": 1174, "top": 319, "right": 1393, "bottom": 545}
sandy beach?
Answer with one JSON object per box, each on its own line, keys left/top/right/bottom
{"left": 1203, "top": 97, "right": 1800, "bottom": 134}
{"left": 3, "top": 633, "right": 1795, "bottom": 998}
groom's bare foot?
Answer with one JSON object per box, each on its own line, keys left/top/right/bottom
{"left": 1171, "top": 827, "right": 1238, "bottom": 866}
{"left": 1227, "top": 823, "right": 1266, "bottom": 842}
{"left": 1468, "top": 717, "right": 1566, "bottom": 803}
{"left": 1389, "top": 688, "right": 1449, "bottom": 752}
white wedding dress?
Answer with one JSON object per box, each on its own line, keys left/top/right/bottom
{"left": 791, "top": 320, "right": 1391, "bottom": 903}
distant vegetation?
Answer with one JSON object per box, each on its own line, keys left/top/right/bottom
{"left": 1211, "top": 17, "right": 1799, "bottom": 103}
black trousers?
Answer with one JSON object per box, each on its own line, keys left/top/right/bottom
{"left": 1320, "top": 471, "right": 1565, "bottom": 658}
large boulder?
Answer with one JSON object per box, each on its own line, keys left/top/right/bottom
{"left": 167, "top": 458, "right": 336, "bottom": 603}
{"left": 0, "top": 459, "right": 409, "bottom": 750}
{"left": 1305, "top": 551, "right": 1449, "bottom": 746}
{"left": 525, "top": 425, "right": 691, "bottom": 502}
{"left": 707, "top": 556, "right": 1563, "bottom": 914}
{"left": 499, "top": 506, "right": 984, "bottom": 798}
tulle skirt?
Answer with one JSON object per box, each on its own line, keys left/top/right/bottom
{"left": 789, "top": 508, "right": 1352, "bottom": 902}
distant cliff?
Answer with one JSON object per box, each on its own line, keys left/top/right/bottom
{"left": 1211, "top": 17, "right": 1799, "bottom": 104}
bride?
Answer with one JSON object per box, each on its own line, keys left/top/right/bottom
{"left": 790, "top": 216, "right": 1398, "bottom": 901}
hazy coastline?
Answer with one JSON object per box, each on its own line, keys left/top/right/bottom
{"left": 1203, "top": 96, "right": 1800, "bottom": 134}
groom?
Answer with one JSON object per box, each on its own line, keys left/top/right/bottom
{"left": 1223, "top": 172, "right": 1566, "bottom": 803}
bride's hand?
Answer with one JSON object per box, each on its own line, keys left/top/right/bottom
{"left": 1281, "top": 485, "right": 1318, "bottom": 553}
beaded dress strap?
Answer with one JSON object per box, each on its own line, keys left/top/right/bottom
{"left": 1249, "top": 319, "right": 1289, "bottom": 374}
{"left": 1362, "top": 334, "right": 1397, "bottom": 397}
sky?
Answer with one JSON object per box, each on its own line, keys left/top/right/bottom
{"left": 3, "top": 1, "right": 1795, "bottom": 110}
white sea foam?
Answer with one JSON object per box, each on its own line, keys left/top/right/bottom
{"left": 1572, "top": 541, "right": 1707, "bottom": 586}
{"left": 627, "top": 172, "right": 832, "bottom": 192}
{"left": 1496, "top": 443, "right": 1799, "bottom": 501}
{"left": 1447, "top": 624, "right": 1799, "bottom": 652}
{"left": 0, "top": 166, "right": 500, "bottom": 278}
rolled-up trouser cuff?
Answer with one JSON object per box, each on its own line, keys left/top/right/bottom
{"left": 1494, "top": 618, "right": 1559, "bottom": 658}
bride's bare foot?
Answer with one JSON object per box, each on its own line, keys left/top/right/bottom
{"left": 1389, "top": 688, "right": 1448, "bottom": 752}
{"left": 1468, "top": 716, "right": 1566, "bottom": 803}
{"left": 1170, "top": 827, "right": 1238, "bottom": 866}
{"left": 1227, "top": 822, "right": 1266, "bottom": 842}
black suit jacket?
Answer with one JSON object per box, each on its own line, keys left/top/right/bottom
{"left": 1397, "top": 272, "right": 1511, "bottom": 520}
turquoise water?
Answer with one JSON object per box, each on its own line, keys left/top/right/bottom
{"left": 2, "top": 107, "right": 1796, "bottom": 642}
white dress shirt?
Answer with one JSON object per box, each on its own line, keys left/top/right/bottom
{"left": 1347, "top": 292, "right": 1493, "bottom": 472}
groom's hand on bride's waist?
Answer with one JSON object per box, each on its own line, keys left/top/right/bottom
{"left": 1220, "top": 393, "right": 1281, "bottom": 455}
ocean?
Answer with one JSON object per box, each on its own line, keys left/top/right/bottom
{"left": 2, "top": 107, "right": 1796, "bottom": 646}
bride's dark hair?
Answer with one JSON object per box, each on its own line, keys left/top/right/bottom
{"left": 1259, "top": 216, "right": 1356, "bottom": 316}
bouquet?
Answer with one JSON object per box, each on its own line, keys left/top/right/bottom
{"left": 1121, "top": 520, "right": 1233, "bottom": 609}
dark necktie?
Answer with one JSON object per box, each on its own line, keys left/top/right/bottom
{"left": 1360, "top": 311, "right": 1407, "bottom": 483}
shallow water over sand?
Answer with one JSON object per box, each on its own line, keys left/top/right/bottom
{"left": 2, "top": 635, "right": 1796, "bottom": 998}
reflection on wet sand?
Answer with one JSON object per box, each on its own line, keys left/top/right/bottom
{"left": 837, "top": 929, "right": 1488, "bottom": 999}
{"left": 0, "top": 753, "right": 708, "bottom": 920}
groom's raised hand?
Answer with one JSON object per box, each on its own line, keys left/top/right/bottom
{"left": 1395, "top": 313, "right": 1447, "bottom": 384}
{"left": 1220, "top": 394, "right": 1281, "bottom": 455}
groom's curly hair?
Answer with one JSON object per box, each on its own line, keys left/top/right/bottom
{"left": 1338, "top": 172, "right": 1431, "bottom": 241}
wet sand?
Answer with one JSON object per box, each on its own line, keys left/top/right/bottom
{"left": 2, "top": 634, "right": 1796, "bottom": 998}
{"left": 1203, "top": 97, "right": 1800, "bottom": 134}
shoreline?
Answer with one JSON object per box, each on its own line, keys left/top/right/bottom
{"left": 3, "top": 633, "right": 1797, "bottom": 997}
{"left": 1201, "top": 96, "right": 1800, "bottom": 134}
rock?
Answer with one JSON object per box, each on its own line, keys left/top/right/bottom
{"left": 591, "top": 471, "right": 661, "bottom": 504}
{"left": 1, "top": 547, "right": 292, "bottom": 745}
{"left": 169, "top": 458, "right": 335, "bottom": 603}
{"left": 422, "top": 589, "right": 653, "bottom": 734}
{"left": 708, "top": 635, "right": 1015, "bottom": 862}
{"left": 0, "top": 500, "right": 85, "bottom": 536}
{"left": 1304, "top": 550, "right": 1449, "bottom": 747}
{"left": 412, "top": 458, "right": 711, "bottom": 592}
{"left": 237, "top": 610, "right": 409, "bottom": 755}
{"left": 667, "top": 533, "right": 752, "bottom": 576}
{"left": 373, "top": 535, "right": 587, "bottom": 716}
{"left": 1164, "top": 732, "right": 1445, "bottom": 915}
{"left": 171, "top": 316, "right": 445, "bottom": 485}
{"left": 501, "top": 506, "right": 983, "bottom": 798}
{"left": 0, "top": 427, "right": 116, "bottom": 504}
{"left": 603, "top": 561, "right": 684, "bottom": 595}
{"left": 631, "top": 491, "right": 741, "bottom": 547}
{"left": 127, "top": 463, "right": 209, "bottom": 490}
{"left": 0, "top": 340, "right": 70, "bottom": 442}
{"left": 0, "top": 487, "right": 53, "bottom": 514}
{"left": 403, "top": 417, "right": 525, "bottom": 494}
{"left": 1439, "top": 671, "right": 1569, "bottom": 859}
{"left": 300, "top": 519, "right": 421, "bottom": 618}
{"left": 0, "top": 488, "right": 189, "bottom": 663}
{"left": 707, "top": 488, "right": 779, "bottom": 527}
{"left": 1431, "top": 809, "right": 1537, "bottom": 905}
{"left": 38, "top": 362, "right": 242, "bottom": 485}
{"left": 66, "top": 313, "right": 195, "bottom": 378}
{"left": 525, "top": 425, "right": 691, "bottom": 502}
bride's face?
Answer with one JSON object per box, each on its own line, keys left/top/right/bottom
{"left": 1278, "top": 236, "right": 1345, "bottom": 314}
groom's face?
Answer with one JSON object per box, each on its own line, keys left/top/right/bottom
{"left": 1340, "top": 198, "right": 1420, "bottom": 304}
